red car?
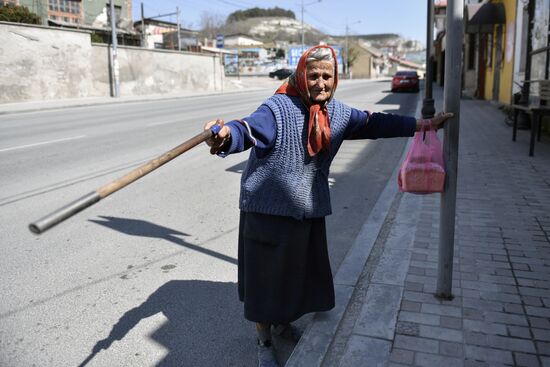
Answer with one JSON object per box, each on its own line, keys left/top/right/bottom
{"left": 391, "top": 71, "right": 420, "bottom": 93}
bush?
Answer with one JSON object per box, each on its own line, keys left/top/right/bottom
{"left": 91, "top": 32, "right": 104, "bottom": 43}
{"left": 0, "top": 4, "right": 41, "bottom": 24}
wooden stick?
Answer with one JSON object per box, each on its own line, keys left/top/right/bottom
{"left": 29, "top": 127, "right": 218, "bottom": 234}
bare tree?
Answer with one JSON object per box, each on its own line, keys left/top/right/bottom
{"left": 199, "top": 11, "right": 225, "bottom": 39}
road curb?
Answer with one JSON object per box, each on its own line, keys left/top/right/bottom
{"left": 285, "top": 92, "right": 422, "bottom": 366}
{"left": 0, "top": 87, "right": 266, "bottom": 116}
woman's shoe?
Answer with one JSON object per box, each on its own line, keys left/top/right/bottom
{"left": 257, "top": 339, "right": 279, "bottom": 367}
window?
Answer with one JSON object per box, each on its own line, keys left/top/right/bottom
{"left": 47, "top": 0, "right": 81, "bottom": 23}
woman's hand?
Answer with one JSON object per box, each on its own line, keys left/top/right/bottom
{"left": 416, "top": 112, "right": 454, "bottom": 131}
{"left": 204, "top": 119, "right": 231, "bottom": 155}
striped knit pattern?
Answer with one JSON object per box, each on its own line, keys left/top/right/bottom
{"left": 239, "top": 94, "right": 352, "bottom": 219}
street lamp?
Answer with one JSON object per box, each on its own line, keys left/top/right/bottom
{"left": 301, "top": 0, "right": 321, "bottom": 53}
{"left": 345, "top": 20, "right": 361, "bottom": 77}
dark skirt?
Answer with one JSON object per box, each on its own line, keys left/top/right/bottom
{"left": 238, "top": 211, "right": 335, "bottom": 324}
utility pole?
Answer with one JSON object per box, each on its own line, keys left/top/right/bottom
{"left": 141, "top": 2, "right": 145, "bottom": 47}
{"left": 421, "top": 0, "right": 435, "bottom": 119}
{"left": 436, "top": 0, "right": 463, "bottom": 299}
{"left": 109, "top": 0, "right": 120, "bottom": 98}
{"left": 176, "top": 6, "right": 181, "bottom": 51}
{"left": 301, "top": 0, "right": 305, "bottom": 53}
{"left": 345, "top": 23, "right": 348, "bottom": 76}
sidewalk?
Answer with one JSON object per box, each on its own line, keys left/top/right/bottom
{"left": 287, "top": 85, "right": 550, "bottom": 367}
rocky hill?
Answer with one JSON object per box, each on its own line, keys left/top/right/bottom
{"left": 221, "top": 16, "right": 326, "bottom": 45}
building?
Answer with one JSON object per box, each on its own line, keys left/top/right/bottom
{"left": 2, "top": 0, "right": 131, "bottom": 27}
{"left": 223, "top": 33, "right": 264, "bottom": 47}
{"left": 435, "top": 0, "right": 549, "bottom": 107}
{"left": 133, "top": 18, "right": 199, "bottom": 50}
{"left": 1, "top": 0, "right": 137, "bottom": 44}
{"left": 350, "top": 42, "right": 386, "bottom": 79}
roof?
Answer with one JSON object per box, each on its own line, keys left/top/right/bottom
{"left": 201, "top": 46, "right": 238, "bottom": 55}
{"left": 358, "top": 42, "right": 384, "bottom": 58}
{"left": 465, "top": 1, "right": 506, "bottom": 25}
{"left": 388, "top": 55, "right": 425, "bottom": 70}
{"left": 48, "top": 19, "right": 136, "bottom": 34}
{"left": 133, "top": 18, "right": 198, "bottom": 33}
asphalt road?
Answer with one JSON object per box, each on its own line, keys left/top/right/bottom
{"left": 0, "top": 78, "right": 419, "bottom": 367}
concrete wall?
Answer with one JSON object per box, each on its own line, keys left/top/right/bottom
{"left": 91, "top": 44, "right": 225, "bottom": 97}
{"left": 0, "top": 21, "right": 226, "bottom": 103}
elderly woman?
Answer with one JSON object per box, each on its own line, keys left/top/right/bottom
{"left": 204, "top": 45, "right": 452, "bottom": 367}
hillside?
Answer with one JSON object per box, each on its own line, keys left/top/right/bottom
{"left": 222, "top": 16, "right": 326, "bottom": 44}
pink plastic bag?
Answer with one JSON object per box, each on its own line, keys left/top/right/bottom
{"left": 398, "top": 121, "right": 445, "bottom": 194}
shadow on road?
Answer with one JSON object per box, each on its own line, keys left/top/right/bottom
{"left": 79, "top": 280, "right": 254, "bottom": 367}
{"left": 89, "top": 216, "right": 237, "bottom": 265}
{"left": 225, "top": 159, "right": 248, "bottom": 174}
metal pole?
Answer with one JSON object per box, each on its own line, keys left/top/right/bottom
{"left": 422, "top": 0, "right": 435, "bottom": 119}
{"left": 436, "top": 0, "right": 463, "bottom": 299}
{"left": 345, "top": 23, "right": 349, "bottom": 76}
{"left": 301, "top": 0, "right": 304, "bottom": 53}
{"left": 141, "top": 2, "right": 145, "bottom": 47}
{"left": 176, "top": 6, "right": 181, "bottom": 51}
{"left": 110, "top": 0, "right": 120, "bottom": 98}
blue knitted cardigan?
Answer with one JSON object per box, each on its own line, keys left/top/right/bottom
{"left": 239, "top": 94, "right": 352, "bottom": 219}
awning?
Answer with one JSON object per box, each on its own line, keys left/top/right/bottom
{"left": 465, "top": 1, "right": 506, "bottom": 25}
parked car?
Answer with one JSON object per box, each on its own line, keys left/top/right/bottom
{"left": 391, "top": 71, "right": 420, "bottom": 92}
{"left": 269, "top": 68, "right": 293, "bottom": 80}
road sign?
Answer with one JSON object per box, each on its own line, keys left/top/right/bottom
{"left": 216, "top": 34, "right": 224, "bottom": 48}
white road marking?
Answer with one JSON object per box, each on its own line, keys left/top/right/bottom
{"left": 147, "top": 118, "right": 183, "bottom": 127}
{"left": 0, "top": 135, "right": 86, "bottom": 153}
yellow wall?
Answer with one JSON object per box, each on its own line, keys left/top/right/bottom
{"left": 484, "top": 0, "right": 516, "bottom": 103}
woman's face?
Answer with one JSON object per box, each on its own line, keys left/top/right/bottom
{"left": 306, "top": 60, "right": 335, "bottom": 104}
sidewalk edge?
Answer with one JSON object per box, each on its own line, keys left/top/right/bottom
{"left": 0, "top": 88, "right": 265, "bottom": 116}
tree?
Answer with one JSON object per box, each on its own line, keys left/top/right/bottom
{"left": 227, "top": 7, "right": 295, "bottom": 23}
{"left": 347, "top": 46, "right": 360, "bottom": 69}
{"left": 0, "top": 4, "right": 41, "bottom": 24}
{"left": 199, "top": 11, "right": 225, "bottom": 40}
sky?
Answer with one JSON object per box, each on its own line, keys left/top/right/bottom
{"left": 133, "top": 0, "right": 428, "bottom": 44}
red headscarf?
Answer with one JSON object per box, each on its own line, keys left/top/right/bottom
{"left": 275, "top": 45, "right": 339, "bottom": 157}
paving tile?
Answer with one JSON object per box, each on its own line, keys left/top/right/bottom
{"left": 440, "top": 316, "right": 463, "bottom": 329}
{"left": 514, "top": 352, "right": 541, "bottom": 367}
{"left": 439, "top": 341, "right": 464, "bottom": 358}
{"left": 389, "top": 348, "right": 414, "bottom": 365}
{"left": 414, "top": 352, "right": 464, "bottom": 367}
{"left": 398, "top": 310, "right": 440, "bottom": 326}
{"left": 394, "top": 335, "right": 439, "bottom": 353}
{"left": 486, "top": 335, "right": 536, "bottom": 353}
{"left": 508, "top": 325, "right": 533, "bottom": 339}
{"left": 464, "top": 345, "right": 514, "bottom": 364}
{"left": 484, "top": 311, "right": 529, "bottom": 326}
{"left": 533, "top": 328, "right": 550, "bottom": 342}
{"left": 418, "top": 324, "right": 463, "bottom": 343}
{"left": 421, "top": 303, "right": 462, "bottom": 318}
